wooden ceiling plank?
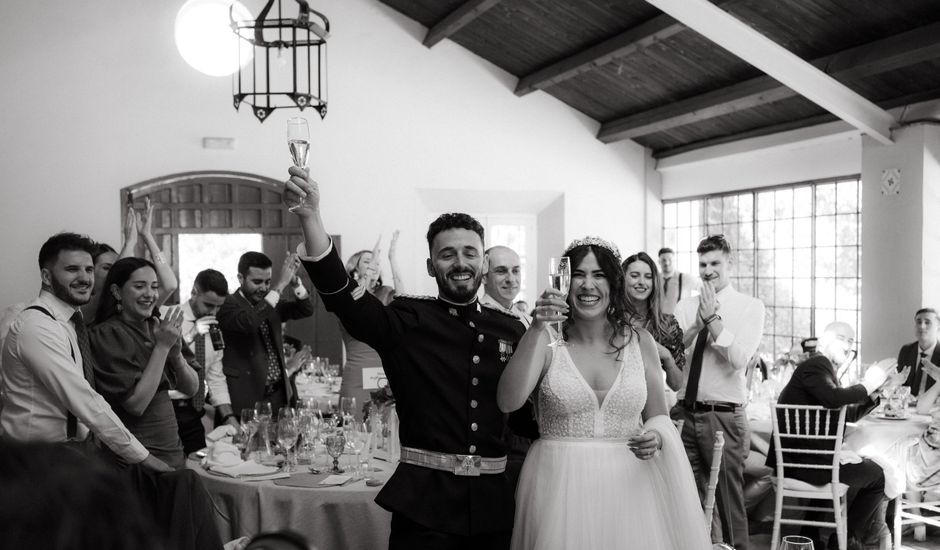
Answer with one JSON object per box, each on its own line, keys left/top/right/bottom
{"left": 513, "top": 0, "right": 739, "bottom": 97}
{"left": 423, "top": 0, "right": 503, "bottom": 48}
{"left": 642, "top": 0, "right": 895, "bottom": 144}
{"left": 598, "top": 21, "right": 940, "bottom": 142}
{"left": 514, "top": 15, "right": 683, "bottom": 96}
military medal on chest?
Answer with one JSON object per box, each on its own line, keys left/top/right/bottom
{"left": 498, "top": 339, "right": 514, "bottom": 363}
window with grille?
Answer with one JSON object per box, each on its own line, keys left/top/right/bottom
{"left": 663, "top": 177, "right": 862, "bottom": 361}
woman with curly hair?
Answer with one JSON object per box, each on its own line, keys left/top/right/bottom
{"left": 498, "top": 238, "right": 708, "bottom": 550}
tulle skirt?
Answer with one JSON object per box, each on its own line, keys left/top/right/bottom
{"left": 511, "top": 419, "right": 710, "bottom": 550}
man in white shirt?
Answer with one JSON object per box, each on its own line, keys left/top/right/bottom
{"left": 480, "top": 246, "right": 530, "bottom": 328}
{"left": 0, "top": 232, "right": 170, "bottom": 472}
{"left": 658, "top": 247, "right": 701, "bottom": 315}
{"left": 671, "top": 235, "right": 765, "bottom": 550}
{"left": 167, "top": 269, "right": 237, "bottom": 455}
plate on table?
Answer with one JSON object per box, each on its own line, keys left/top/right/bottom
{"left": 873, "top": 412, "right": 911, "bottom": 421}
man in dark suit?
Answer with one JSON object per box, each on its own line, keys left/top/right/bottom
{"left": 770, "top": 321, "right": 903, "bottom": 550}
{"left": 217, "top": 252, "right": 314, "bottom": 417}
{"left": 285, "top": 167, "right": 537, "bottom": 550}
{"left": 898, "top": 308, "right": 940, "bottom": 397}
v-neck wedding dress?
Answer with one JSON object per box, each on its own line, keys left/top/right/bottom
{"left": 510, "top": 335, "right": 710, "bottom": 550}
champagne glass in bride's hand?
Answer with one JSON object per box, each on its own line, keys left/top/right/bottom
{"left": 547, "top": 256, "right": 571, "bottom": 347}
{"left": 286, "top": 117, "right": 310, "bottom": 212}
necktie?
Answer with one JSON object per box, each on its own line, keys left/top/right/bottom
{"left": 192, "top": 335, "right": 207, "bottom": 411}
{"left": 919, "top": 351, "right": 929, "bottom": 395}
{"left": 70, "top": 311, "right": 97, "bottom": 390}
{"left": 683, "top": 329, "right": 710, "bottom": 407}
{"left": 258, "top": 320, "right": 283, "bottom": 386}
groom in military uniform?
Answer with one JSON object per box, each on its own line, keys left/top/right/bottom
{"left": 286, "top": 166, "right": 536, "bottom": 549}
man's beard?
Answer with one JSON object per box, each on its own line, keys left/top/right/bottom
{"left": 434, "top": 267, "right": 483, "bottom": 304}
{"left": 48, "top": 275, "right": 91, "bottom": 307}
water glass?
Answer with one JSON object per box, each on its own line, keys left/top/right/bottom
{"left": 780, "top": 535, "right": 814, "bottom": 549}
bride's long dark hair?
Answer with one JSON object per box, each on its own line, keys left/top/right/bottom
{"left": 563, "top": 244, "right": 633, "bottom": 354}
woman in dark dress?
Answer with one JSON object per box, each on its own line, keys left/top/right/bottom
{"left": 622, "top": 252, "right": 685, "bottom": 391}
{"left": 89, "top": 257, "right": 196, "bottom": 469}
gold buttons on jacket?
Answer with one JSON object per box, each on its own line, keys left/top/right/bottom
{"left": 472, "top": 355, "right": 480, "bottom": 364}
{"left": 469, "top": 444, "right": 477, "bottom": 453}
{"left": 477, "top": 334, "right": 484, "bottom": 343}
{"left": 471, "top": 377, "right": 479, "bottom": 386}
{"left": 470, "top": 422, "right": 478, "bottom": 432}
{"left": 470, "top": 400, "right": 478, "bottom": 408}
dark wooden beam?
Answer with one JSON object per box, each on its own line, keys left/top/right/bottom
{"left": 423, "top": 0, "right": 502, "bottom": 48}
{"left": 653, "top": 87, "right": 940, "bottom": 159}
{"left": 514, "top": 0, "right": 739, "bottom": 97}
{"left": 598, "top": 21, "right": 940, "bottom": 144}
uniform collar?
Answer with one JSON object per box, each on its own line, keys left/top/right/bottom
{"left": 479, "top": 292, "right": 512, "bottom": 315}
{"left": 438, "top": 296, "right": 481, "bottom": 318}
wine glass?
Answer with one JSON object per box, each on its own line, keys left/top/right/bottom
{"left": 277, "top": 417, "right": 299, "bottom": 472}
{"left": 286, "top": 117, "right": 310, "bottom": 212}
{"left": 324, "top": 429, "right": 347, "bottom": 474}
{"left": 780, "top": 535, "right": 814, "bottom": 549}
{"left": 340, "top": 397, "right": 357, "bottom": 426}
{"left": 254, "top": 401, "right": 273, "bottom": 423}
{"left": 547, "top": 256, "right": 571, "bottom": 347}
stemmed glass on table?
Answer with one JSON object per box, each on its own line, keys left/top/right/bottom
{"left": 340, "top": 397, "right": 357, "bottom": 428}
{"left": 547, "top": 256, "right": 571, "bottom": 347}
{"left": 780, "top": 535, "right": 814, "bottom": 549}
{"left": 254, "top": 401, "right": 274, "bottom": 458}
{"left": 349, "top": 421, "right": 372, "bottom": 480}
{"left": 286, "top": 117, "right": 310, "bottom": 213}
{"left": 277, "top": 413, "right": 300, "bottom": 472}
{"left": 325, "top": 429, "right": 347, "bottom": 474}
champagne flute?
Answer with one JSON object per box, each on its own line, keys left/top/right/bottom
{"left": 286, "top": 117, "right": 310, "bottom": 212}
{"left": 547, "top": 256, "right": 571, "bottom": 347}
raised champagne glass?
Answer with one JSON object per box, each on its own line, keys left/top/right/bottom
{"left": 547, "top": 256, "right": 571, "bottom": 347}
{"left": 287, "top": 117, "right": 310, "bottom": 212}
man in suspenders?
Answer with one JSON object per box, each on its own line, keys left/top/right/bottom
{"left": 659, "top": 247, "right": 701, "bottom": 316}
{"left": 0, "top": 232, "right": 170, "bottom": 472}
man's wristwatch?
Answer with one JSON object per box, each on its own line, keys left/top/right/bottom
{"left": 702, "top": 313, "right": 721, "bottom": 326}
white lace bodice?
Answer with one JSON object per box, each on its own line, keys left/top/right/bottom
{"left": 536, "top": 336, "right": 646, "bottom": 439}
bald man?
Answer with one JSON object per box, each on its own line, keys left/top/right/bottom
{"left": 769, "top": 322, "right": 901, "bottom": 550}
{"left": 481, "top": 246, "right": 529, "bottom": 328}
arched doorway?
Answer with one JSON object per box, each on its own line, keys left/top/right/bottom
{"left": 121, "top": 171, "right": 342, "bottom": 364}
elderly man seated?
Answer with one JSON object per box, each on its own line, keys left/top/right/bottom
{"left": 768, "top": 321, "right": 906, "bottom": 550}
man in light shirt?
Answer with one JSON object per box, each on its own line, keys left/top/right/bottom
{"left": 480, "top": 246, "right": 530, "bottom": 328}
{"left": 658, "top": 247, "right": 701, "bottom": 315}
{"left": 0, "top": 232, "right": 170, "bottom": 472}
{"left": 671, "top": 234, "right": 764, "bottom": 550}
{"left": 167, "top": 269, "right": 237, "bottom": 455}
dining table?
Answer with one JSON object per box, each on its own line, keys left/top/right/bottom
{"left": 189, "top": 454, "right": 394, "bottom": 550}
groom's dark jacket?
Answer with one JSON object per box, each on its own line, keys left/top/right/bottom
{"left": 302, "top": 245, "right": 537, "bottom": 536}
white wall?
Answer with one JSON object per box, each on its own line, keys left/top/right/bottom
{"left": 0, "top": 0, "right": 648, "bottom": 306}
{"left": 660, "top": 136, "right": 861, "bottom": 199}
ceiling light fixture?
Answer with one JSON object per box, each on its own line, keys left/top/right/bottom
{"left": 230, "top": 0, "right": 329, "bottom": 122}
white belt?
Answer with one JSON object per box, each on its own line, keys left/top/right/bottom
{"left": 399, "top": 446, "right": 506, "bottom": 476}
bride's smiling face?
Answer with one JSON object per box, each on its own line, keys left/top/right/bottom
{"left": 568, "top": 251, "right": 610, "bottom": 321}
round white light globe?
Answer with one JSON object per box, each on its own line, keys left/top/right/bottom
{"left": 175, "top": 0, "right": 254, "bottom": 77}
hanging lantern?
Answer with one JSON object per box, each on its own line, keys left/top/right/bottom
{"left": 230, "top": 0, "right": 329, "bottom": 122}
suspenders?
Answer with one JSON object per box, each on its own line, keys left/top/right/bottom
{"left": 24, "top": 306, "right": 80, "bottom": 440}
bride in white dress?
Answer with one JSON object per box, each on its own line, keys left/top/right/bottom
{"left": 498, "top": 237, "right": 710, "bottom": 550}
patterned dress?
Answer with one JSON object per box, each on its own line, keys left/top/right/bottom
{"left": 510, "top": 335, "right": 709, "bottom": 550}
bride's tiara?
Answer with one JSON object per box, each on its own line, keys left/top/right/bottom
{"left": 563, "top": 236, "right": 622, "bottom": 264}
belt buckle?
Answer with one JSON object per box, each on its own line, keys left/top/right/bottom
{"left": 454, "top": 454, "right": 482, "bottom": 476}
